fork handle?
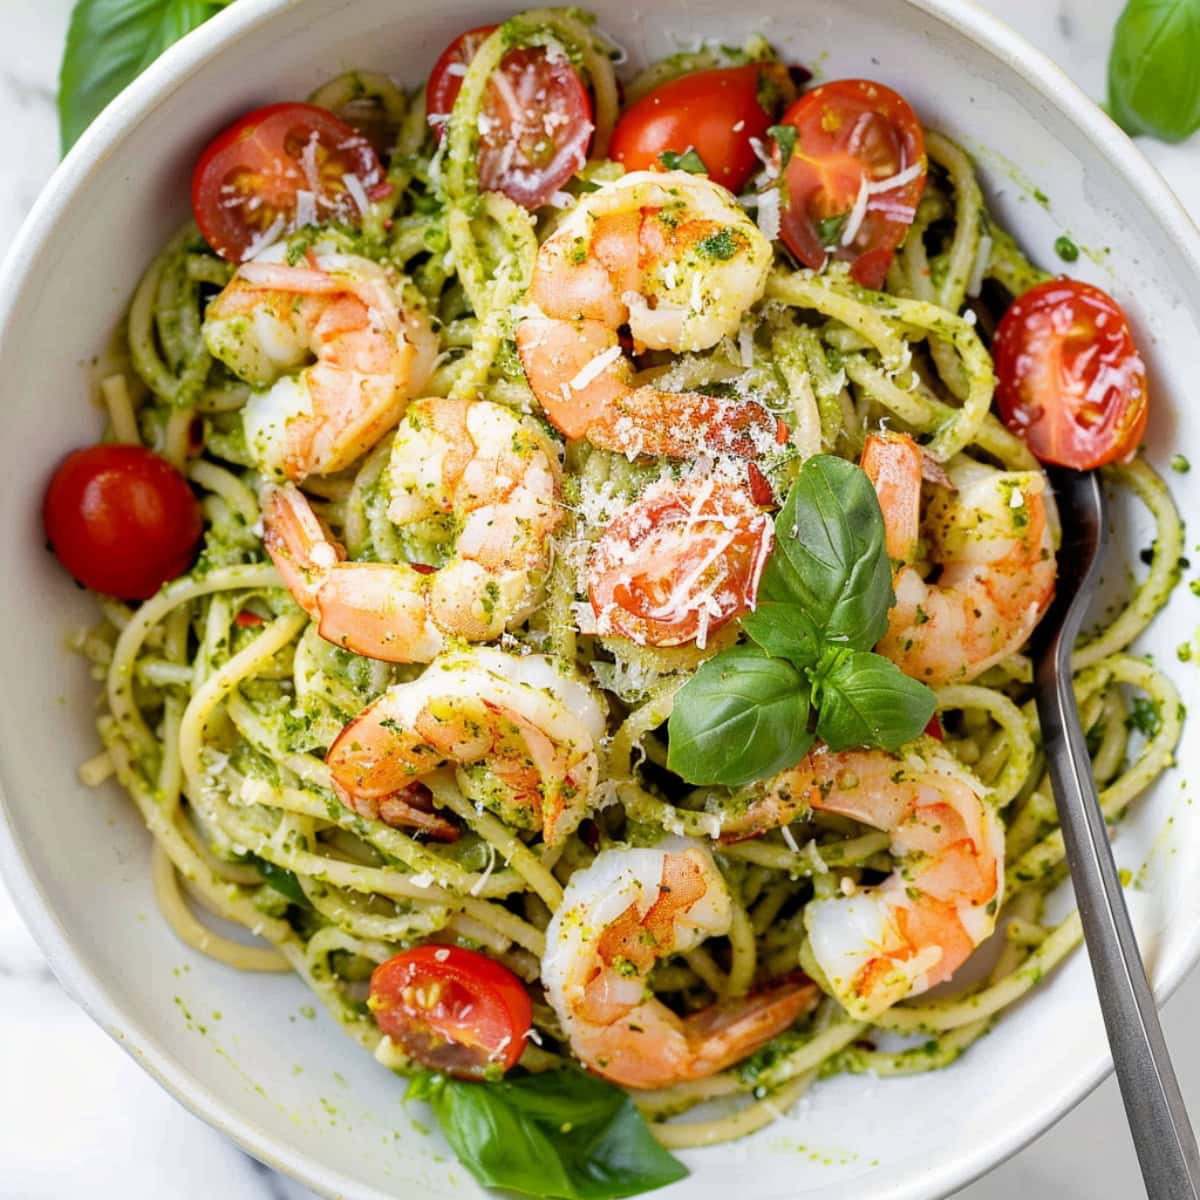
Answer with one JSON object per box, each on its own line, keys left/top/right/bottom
{"left": 1036, "top": 475, "right": 1200, "bottom": 1199}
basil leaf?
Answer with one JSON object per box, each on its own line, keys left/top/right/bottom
{"left": 251, "top": 856, "right": 311, "bottom": 908}
{"left": 766, "top": 122, "right": 797, "bottom": 168}
{"left": 410, "top": 1070, "right": 687, "bottom": 1200}
{"left": 1108, "top": 0, "right": 1200, "bottom": 142}
{"left": 741, "top": 601, "right": 822, "bottom": 665}
{"left": 59, "top": 0, "right": 231, "bottom": 153}
{"left": 658, "top": 147, "right": 709, "bottom": 174}
{"left": 814, "top": 650, "right": 936, "bottom": 752}
{"left": 815, "top": 212, "right": 848, "bottom": 246}
{"left": 760, "top": 455, "right": 893, "bottom": 651}
{"left": 667, "top": 646, "right": 813, "bottom": 786}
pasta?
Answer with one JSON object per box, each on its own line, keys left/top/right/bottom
{"left": 58, "top": 7, "right": 1182, "bottom": 1172}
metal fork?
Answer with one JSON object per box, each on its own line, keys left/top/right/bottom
{"left": 1033, "top": 465, "right": 1200, "bottom": 1199}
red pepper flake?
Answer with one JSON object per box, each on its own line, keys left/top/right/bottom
{"left": 235, "top": 609, "right": 266, "bottom": 628}
{"left": 410, "top": 562, "right": 436, "bottom": 575}
{"left": 924, "top": 715, "right": 944, "bottom": 741}
{"left": 775, "top": 418, "right": 790, "bottom": 445}
{"left": 747, "top": 462, "right": 775, "bottom": 507}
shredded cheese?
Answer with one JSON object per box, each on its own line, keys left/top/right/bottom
{"left": 342, "top": 173, "right": 370, "bottom": 216}
{"left": 841, "top": 177, "right": 872, "bottom": 248}
{"left": 756, "top": 186, "right": 781, "bottom": 243}
{"left": 294, "top": 188, "right": 317, "bottom": 227}
{"left": 569, "top": 344, "right": 623, "bottom": 392}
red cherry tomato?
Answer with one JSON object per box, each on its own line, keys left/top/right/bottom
{"left": 993, "top": 278, "right": 1149, "bottom": 470}
{"left": 610, "top": 65, "right": 787, "bottom": 194}
{"left": 44, "top": 445, "right": 203, "bottom": 600}
{"left": 589, "top": 479, "right": 773, "bottom": 647}
{"left": 191, "top": 102, "right": 385, "bottom": 262}
{"left": 369, "top": 945, "right": 531, "bottom": 1078}
{"left": 426, "top": 25, "right": 593, "bottom": 208}
{"left": 775, "top": 80, "right": 926, "bottom": 289}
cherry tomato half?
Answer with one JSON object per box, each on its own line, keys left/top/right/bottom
{"left": 426, "top": 25, "right": 593, "bottom": 208}
{"left": 369, "top": 945, "right": 531, "bottom": 1078}
{"left": 192, "top": 102, "right": 385, "bottom": 262}
{"left": 992, "top": 278, "right": 1149, "bottom": 470}
{"left": 775, "top": 79, "right": 926, "bottom": 289}
{"left": 44, "top": 445, "right": 203, "bottom": 600}
{"left": 589, "top": 479, "right": 774, "bottom": 647}
{"left": 610, "top": 65, "right": 788, "bottom": 194}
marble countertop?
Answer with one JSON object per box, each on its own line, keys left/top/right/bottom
{"left": 2, "top": 1, "right": 1199, "bottom": 1197}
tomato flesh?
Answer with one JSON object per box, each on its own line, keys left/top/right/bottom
{"left": 369, "top": 945, "right": 531, "bottom": 1078}
{"left": 426, "top": 25, "right": 593, "bottom": 208}
{"left": 191, "top": 102, "right": 385, "bottom": 262}
{"left": 610, "top": 65, "right": 785, "bottom": 194}
{"left": 775, "top": 79, "right": 926, "bottom": 289}
{"left": 589, "top": 479, "right": 773, "bottom": 647}
{"left": 993, "top": 278, "right": 1148, "bottom": 470}
{"left": 44, "top": 445, "right": 203, "bottom": 600}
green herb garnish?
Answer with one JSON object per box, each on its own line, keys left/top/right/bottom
{"left": 667, "top": 456, "right": 937, "bottom": 787}
{"left": 658, "top": 147, "right": 709, "bottom": 174}
{"left": 407, "top": 1069, "right": 687, "bottom": 1199}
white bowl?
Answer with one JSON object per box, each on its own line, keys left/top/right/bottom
{"left": 2, "top": 1, "right": 1199, "bottom": 1197}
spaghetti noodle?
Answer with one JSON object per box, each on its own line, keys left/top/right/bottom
{"left": 62, "top": 7, "right": 1183, "bottom": 1166}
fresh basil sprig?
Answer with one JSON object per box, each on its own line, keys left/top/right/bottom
{"left": 766, "top": 122, "right": 797, "bottom": 168}
{"left": 407, "top": 1069, "right": 687, "bottom": 1200}
{"left": 667, "top": 455, "right": 936, "bottom": 787}
{"left": 1108, "top": 0, "right": 1200, "bottom": 143}
{"left": 59, "top": 0, "right": 234, "bottom": 153}
{"left": 658, "top": 147, "right": 709, "bottom": 174}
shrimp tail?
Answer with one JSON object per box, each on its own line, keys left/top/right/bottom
{"left": 681, "top": 975, "right": 820, "bottom": 1078}
{"left": 332, "top": 779, "right": 460, "bottom": 842}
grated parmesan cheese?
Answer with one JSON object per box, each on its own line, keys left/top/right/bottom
{"left": 244, "top": 214, "right": 287, "bottom": 260}
{"left": 342, "top": 172, "right": 370, "bottom": 216}
{"left": 738, "top": 326, "right": 755, "bottom": 368}
{"left": 468, "top": 844, "right": 497, "bottom": 896}
{"left": 756, "top": 186, "right": 781, "bottom": 242}
{"left": 841, "top": 177, "right": 872, "bottom": 247}
{"left": 294, "top": 189, "right": 317, "bottom": 227}
{"left": 569, "top": 344, "right": 623, "bottom": 392}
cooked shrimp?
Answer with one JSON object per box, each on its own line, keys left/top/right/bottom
{"left": 732, "top": 740, "right": 1003, "bottom": 1021}
{"left": 261, "top": 396, "right": 562, "bottom": 662}
{"left": 515, "top": 170, "right": 781, "bottom": 458}
{"left": 861, "top": 431, "right": 1056, "bottom": 685}
{"left": 542, "top": 841, "right": 819, "bottom": 1089}
{"left": 326, "top": 647, "right": 605, "bottom": 845}
{"left": 203, "top": 245, "right": 436, "bottom": 481}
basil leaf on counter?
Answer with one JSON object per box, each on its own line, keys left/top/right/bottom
{"left": 814, "top": 649, "right": 937, "bottom": 752}
{"left": 408, "top": 1069, "right": 687, "bottom": 1200}
{"left": 667, "top": 646, "right": 813, "bottom": 787}
{"left": 59, "top": 0, "right": 233, "bottom": 153}
{"left": 757, "top": 454, "right": 893, "bottom": 650}
{"left": 1108, "top": 0, "right": 1200, "bottom": 142}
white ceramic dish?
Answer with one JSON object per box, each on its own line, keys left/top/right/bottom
{"left": 2, "top": 2, "right": 1200, "bottom": 1197}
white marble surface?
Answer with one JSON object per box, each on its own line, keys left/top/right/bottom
{"left": 1, "top": 1, "right": 1199, "bottom": 1197}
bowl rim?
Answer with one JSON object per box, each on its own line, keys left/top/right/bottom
{"left": 3, "top": 2, "right": 1200, "bottom": 1197}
